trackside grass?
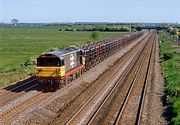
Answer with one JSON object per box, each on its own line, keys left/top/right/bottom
{"left": 159, "top": 31, "right": 180, "bottom": 125}
{"left": 0, "top": 26, "right": 126, "bottom": 86}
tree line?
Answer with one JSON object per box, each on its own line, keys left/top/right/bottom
{"left": 45, "top": 24, "right": 144, "bottom": 32}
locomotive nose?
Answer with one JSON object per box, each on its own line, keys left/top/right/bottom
{"left": 56, "top": 69, "right": 61, "bottom": 76}
{"left": 37, "top": 69, "right": 42, "bottom": 72}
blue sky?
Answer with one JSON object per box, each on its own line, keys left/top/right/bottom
{"left": 0, "top": 0, "right": 180, "bottom": 23}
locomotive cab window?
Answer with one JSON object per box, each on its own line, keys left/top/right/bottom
{"left": 61, "top": 59, "right": 65, "bottom": 66}
{"left": 37, "top": 57, "right": 62, "bottom": 67}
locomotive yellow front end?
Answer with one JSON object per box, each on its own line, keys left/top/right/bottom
{"left": 36, "top": 66, "right": 65, "bottom": 78}
{"left": 35, "top": 54, "right": 66, "bottom": 87}
{"left": 36, "top": 47, "right": 85, "bottom": 90}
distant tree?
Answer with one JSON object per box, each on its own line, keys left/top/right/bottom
{"left": 90, "top": 31, "right": 100, "bottom": 41}
{"left": 135, "top": 26, "right": 142, "bottom": 31}
{"left": 11, "top": 19, "right": 19, "bottom": 26}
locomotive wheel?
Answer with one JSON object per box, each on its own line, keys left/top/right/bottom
{"left": 72, "top": 73, "right": 76, "bottom": 80}
{"left": 65, "top": 76, "right": 71, "bottom": 84}
{"left": 75, "top": 72, "right": 79, "bottom": 78}
{"left": 37, "top": 79, "right": 43, "bottom": 86}
{"left": 46, "top": 80, "right": 52, "bottom": 91}
{"left": 38, "top": 79, "right": 48, "bottom": 89}
{"left": 50, "top": 80, "right": 60, "bottom": 91}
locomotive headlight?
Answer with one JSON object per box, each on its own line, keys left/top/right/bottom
{"left": 37, "top": 69, "right": 42, "bottom": 73}
{"left": 56, "top": 69, "right": 61, "bottom": 76}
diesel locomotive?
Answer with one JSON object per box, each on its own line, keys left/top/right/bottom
{"left": 35, "top": 31, "right": 144, "bottom": 89}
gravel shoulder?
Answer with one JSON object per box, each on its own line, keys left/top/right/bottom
{"left": 142, "top": 34, "right": 167, "bottom": 125}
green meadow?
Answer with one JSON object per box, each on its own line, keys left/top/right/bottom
{"left": 0, "top": 26, "right": 126, "bottom": 86}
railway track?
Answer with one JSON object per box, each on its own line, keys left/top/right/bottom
{"left": 135, "top": 35, "right": 156, "bottom": 125}
{"left": 0, "top": 77, "right": 37, "bottom": 97}
{"left": 0, "top": 77, "right": 40, "bottom": 110}
{"left": 113, "top": 33, "right": 156, "bottom": 125}
{"left": 62, "top": 32, "right": 153, "bottom": 125}
{"left": 0, "top": 83, "right": 39, "bottom": 108}
{"left": 0, "top": 87, "right": 53, "bottom": 124}
{"left": 87, "top": 31, "right": 156, "bottom": 125}
{"left": 0, "top": 77, "right": 52, "bottom": 124}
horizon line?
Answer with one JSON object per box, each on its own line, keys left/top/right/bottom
{"left": 1, "top": 21, "right": 179, "bottom": 25}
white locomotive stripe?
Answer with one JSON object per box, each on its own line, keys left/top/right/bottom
{"left": 70, "top": 54, "right": 75, "bottom": 68}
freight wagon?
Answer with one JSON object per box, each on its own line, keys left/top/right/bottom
{"left": 35, "top": 31, "right": 144, "bottom": 90}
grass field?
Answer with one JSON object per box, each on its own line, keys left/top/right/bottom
{"left": 0, "top": 26, "right": 126, "bottom": 86}
{"left": 159, "top": 31, "right": 180, "bottom": 125}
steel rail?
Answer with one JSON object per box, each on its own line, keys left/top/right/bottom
{"left": 65, "top": 32, "right": 152, "bottom": 125}
{"left": 113, "top": 32, "right": 156, "bottom": 125}
{"left": 135, "top": 33, "right": 156, "bottom": 125}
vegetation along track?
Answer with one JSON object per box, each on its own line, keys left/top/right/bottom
{"left": 50, "top": 31, "right": 153, "bottom": 125}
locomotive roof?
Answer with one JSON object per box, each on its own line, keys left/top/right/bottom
{"left": 39, "top": 47, "right": 81, "bottom": 59}
{"left": 49, "top": 47, "right": 81, "bottom": 56}
{"left": 50, "top": 47, "right": 80, "bottom": 55}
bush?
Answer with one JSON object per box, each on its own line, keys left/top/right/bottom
{"left": 172, "top": 98, "right": 180, "bottom": 125}
{"left": 163, "top": 52, "right": 174, "bottom": 61}
{"left": 49, "top": 47, "right": 59, "bottom": 51}
{"left": 23, "top": 57, "right": 36, "bottom": 66}
{"left": 90, "top": 31, "right": 100, "bottom": 41}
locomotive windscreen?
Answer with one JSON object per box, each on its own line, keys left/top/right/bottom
{"left": 37, "top": 57, "right": 62, "bottom": 67}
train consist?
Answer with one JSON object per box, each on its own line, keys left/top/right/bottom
{"left": 36, "top": 31, "right": 144, "bottom": 89}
